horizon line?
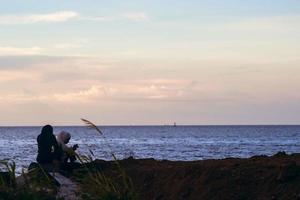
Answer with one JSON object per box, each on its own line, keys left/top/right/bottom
{"left": 0, "top": 124, "right": 300, "bottom": 127}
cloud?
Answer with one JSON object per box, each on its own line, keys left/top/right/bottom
{"left": 0, "top": 55, "right": 300, "bottom": 125}
{"left": 53, "top": 85, "right": 107, "bottom": 102}
{"left": 80, "top": 12, "right": 149, "bottom": 22}
{"left": 0, "top": 11, "right": 148, "bottom": 25}
{"left": 0, "top": 11, "right": 78, "bottom": 24}
{"left": 0, "top": 46, "right": 43, "bottom": 56}
{"left": 0, "top": 70, "right": 40, "bottom": 83}
{"left": 122, "top": 12, "right": 149, "bottom": 21}
{"left": 0, "top": 79, "right": 190, "bottom": 104}
{"left": 1, "top": 55, "right": 298, "bottom": 103}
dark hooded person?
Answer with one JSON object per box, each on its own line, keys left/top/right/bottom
{"left": 36, "top": 125, "right": 61, "bottom": 164}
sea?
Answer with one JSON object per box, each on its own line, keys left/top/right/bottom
{"left": 0, "top": 125, "right": 300, "bottom": 173}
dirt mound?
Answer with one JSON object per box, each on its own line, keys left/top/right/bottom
{"left": 77, "top": 152, "right": 300, "bottom": 200}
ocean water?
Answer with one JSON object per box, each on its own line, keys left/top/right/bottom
{"left": 0, "top": 125, "right": 300, "bottom": 172}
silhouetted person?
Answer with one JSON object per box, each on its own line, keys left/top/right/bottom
{"left": 36, "top": 125, "right": 61, "bottom": 164}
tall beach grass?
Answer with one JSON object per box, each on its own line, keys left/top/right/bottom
{"left": 0, "top": 119, "right": 138, "bottom": 200}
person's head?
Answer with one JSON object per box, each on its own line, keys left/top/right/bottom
{"left": 41, "top": 125, "right": 53, "bottom": 136}
{"left": 57, "top": 131, "right": 71, "bottom": 144}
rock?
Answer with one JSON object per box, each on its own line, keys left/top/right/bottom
{"left": 274, "top": 151, "right": 287, "bottom": 157}
{"left": 277, "top": 161, "right": 299, "bottom": 182}
{"left": 54, "top": 173, "right": 80, "bottom": 200}
{"left": 155, "top": 194, "right": 164, "bottom": 200}
{"left": 15, "top": 173, "right": 26, "bottom": 186}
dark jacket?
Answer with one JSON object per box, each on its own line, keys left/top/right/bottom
{"left": 36, "top": 129, "right": 62, "bottom": 164}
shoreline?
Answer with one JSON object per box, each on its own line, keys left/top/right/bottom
{"left": 1, "top": 152, "right": 300, "bottom": 199}
{"left": 78, "top": 151, "right": 300, "bottom": 200}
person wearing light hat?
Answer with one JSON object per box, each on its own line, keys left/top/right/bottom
{"left": 56, "top": 131, "right": 79, "bottom": 164}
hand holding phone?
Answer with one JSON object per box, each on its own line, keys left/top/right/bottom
{"left": 73, "top": 144, "right": 79, "bottom": 150}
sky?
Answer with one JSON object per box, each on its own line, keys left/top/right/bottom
{"left": 0, "top": 0, "right": 300, "bottom": 125}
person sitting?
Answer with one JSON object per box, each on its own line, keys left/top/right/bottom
{"left": 36, "top": 125, "right": 61, "bottom": 165}
{"left": 56, "top": 131, "right": 79, "bottom": 164}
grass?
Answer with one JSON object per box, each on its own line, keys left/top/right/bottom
{"left": 72, "top": 119, "right": 138, "bottom": 200}
{"left": 0, "top": 160, "right": 59, "bottom": 200}
{"left": 0, "top": 118, "right": 138, "bottom": 200}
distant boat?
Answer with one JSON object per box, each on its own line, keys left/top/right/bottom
{"left": 173, "top": 122, "right": 177, "bottom": 127}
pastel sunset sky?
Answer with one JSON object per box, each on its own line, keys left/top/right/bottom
{"left": 0, "top": 0, "right": 299, "bottom": 125}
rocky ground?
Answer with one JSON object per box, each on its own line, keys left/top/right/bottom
{"left": 76, "top": 152, "right": 300, "bottom": 200}
{"left": 2, "top": 152, "right": 300, "bottom": 200}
